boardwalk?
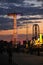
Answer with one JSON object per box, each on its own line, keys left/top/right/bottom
{"left": 0, "top": 52, "right": 43, "bottom": 65}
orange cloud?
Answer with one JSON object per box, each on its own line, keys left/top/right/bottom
{"left": 0, "top": 19, "right": 43, "bottom": 35}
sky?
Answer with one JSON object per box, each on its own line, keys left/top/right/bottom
{"left": 0, "top": 0, "right": 43, "bottom": 41}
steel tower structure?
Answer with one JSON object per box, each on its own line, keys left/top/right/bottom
{"left": 8, "top": 13, "right": 17, "bottom": 44}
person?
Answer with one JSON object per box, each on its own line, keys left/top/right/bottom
{"left": 7, "top": 45, "right": 12, "bottom": 64}
{"left": 37, "top": 44, "right": 40, "bottom": 56}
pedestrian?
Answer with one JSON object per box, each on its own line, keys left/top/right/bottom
{"left": 7, "top": 45, "right": 12, "bottom": 64}
{"left": 37, "top": 43, "right": 40, "bottom": 56}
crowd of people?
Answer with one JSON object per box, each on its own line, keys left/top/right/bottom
{"left": 0, "top": 40, "right": 43, "bottom": 64}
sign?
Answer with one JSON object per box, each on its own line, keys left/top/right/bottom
{"left": 40, "top": 34, "right": 42, "bottom": 44}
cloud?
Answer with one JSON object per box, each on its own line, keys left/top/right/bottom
{"left": 37, "top": 0, "right": 43, "bottom": 1}
{"left": 23, "top": 0, "right": 42, "bottom": 7}
{"left": 0, "top": 30, "right": 13, "bottom": 35}
{"left": 0, "top": 3, "right": 11, "bottom": 9}
{"left": 0, "top": 6, "right": 43, "bottom": 15}
{"left": 0, "top": 1, "right": 43, "bottom": 15}
{"left": 0, "top": 15, "right": 21, "bottom": 20}
{"left": 0, "top": 14, "right": 22, "bottom": 30}
{"left": 17, "top": 15, "right": 43, "bottom": 21}
{"left": 0, "top": 0, "right": 42, "bottom": 9}
{"left": 0, "top": 6, "right": 9, "bottom": 9}
{"left": 0, "top": 15, "right": 14, "bottom": 19}
{"left": 0, "top": 0, "right": 43, "bottom": 30}
{"left": 0, "top": 0, "right": 24, "bottom": 3}
{"left": 0, "top": 2, "right": 21, "bottom": 7}
{"left": 19, "top": 15, "right": 43, "bottom": 18}
{"left": 0, "top": 16, "right": 13, "bottom": 30}
{"left": 0, "top": 14, "right": 43, "bottom": 29}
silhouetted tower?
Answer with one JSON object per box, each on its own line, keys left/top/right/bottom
{"left": 8, "top": 13, "right": 17, "bottom": 44}
{"left": 32, "top": 24, "right": 40, "bottom": 40}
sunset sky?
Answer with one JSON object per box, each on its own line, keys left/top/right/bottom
{"left": 0, "top": 0, "right": 43, "bottom": 41}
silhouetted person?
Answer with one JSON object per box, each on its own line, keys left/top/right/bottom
{"left": 37, "top": 44, "right": 40, "bottom": 56}
{"left": 7, "top": 44, "right": 12, "bottom": 64}
{"left": 30, "top": 43, "right": 34, "bottom": 54}
{"left": 0, "top": 40, "right": 4, "bottom": 54}
{"left": 7, "top": 42, "right": 12, "bottom": 64}
{"left": 37, "top": 48, "right": 40, "bottom": 56}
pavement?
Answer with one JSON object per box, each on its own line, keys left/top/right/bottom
{"left": 0, "top": 52, "right": 18, "bottom": 65}
{"left": 0, "top": 52, "right": 43, "bottom": 65}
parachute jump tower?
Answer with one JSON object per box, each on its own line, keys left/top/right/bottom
{"left": 8, "top": 13, "right": 17, "bottom": 45}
